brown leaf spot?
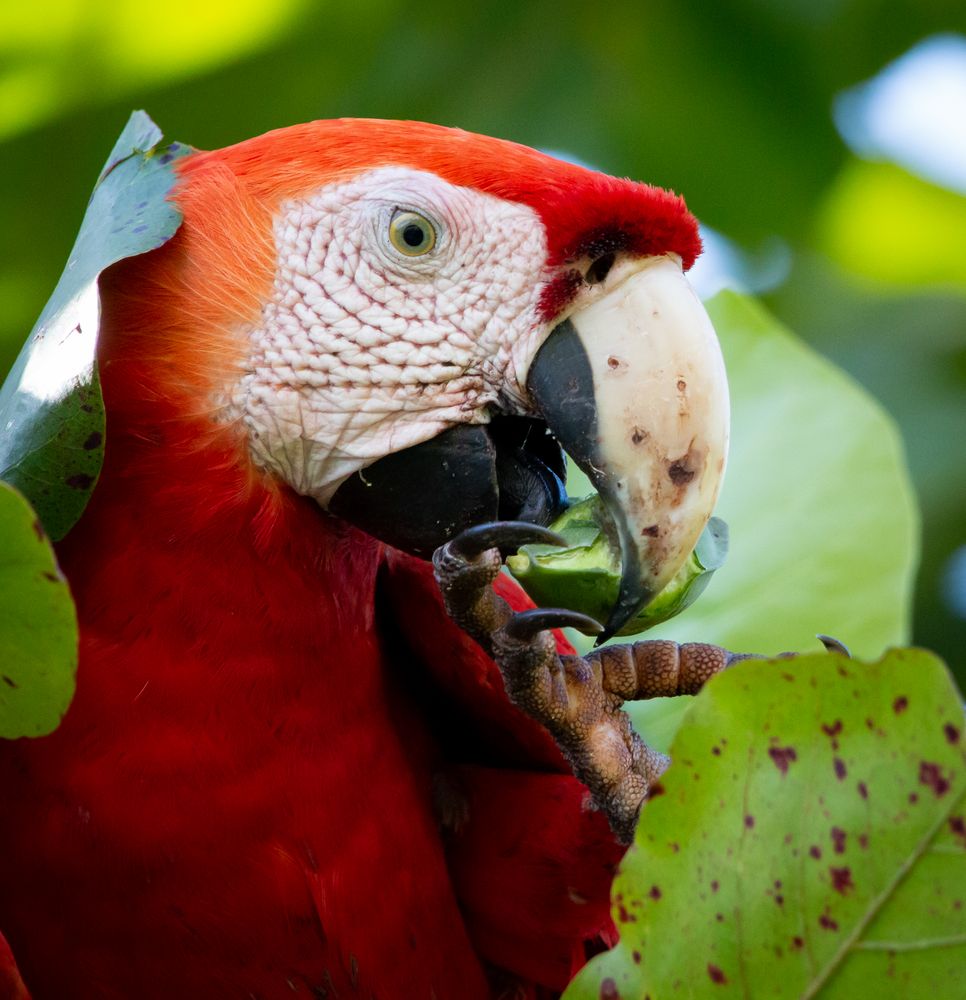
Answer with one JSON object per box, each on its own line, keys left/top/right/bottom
{"left": 715, "top": 912, "right": 724, "bottom": 922}
{"left": 822, "top": 720, "right": 843, "bottom": 739}
{"left": 944, "top": 723, "right": 961, "bottom": 745}
{"left": 600, "top": 978, "right": 621, "bottom": 1000}
{"left": 950, "top": 816, "right": 966, "bottom": 846}
{"left": 858, "top": 781, "right": 868, "bottom": 800}
{"left": 42, "top": 571, "right": 59, "bottom": 583}
{"left": 768, "top": 746, "right": 797, "bottom": 775}
{"left": 774, "top": 894, "right": 784, "bottom": 906}
{"left": 649, "top": 885, "right": 662, "bottom": 900}
{"left": 82, "top": 431, "right": 103, "bottom": 450}
{"left": 707, "top": 964, "right": 727, "bottom": 985}
{"left": 829, "top": 866, "right": 854, "bottom": 894}
{"left": 833, "top": 758, "right": 847, "bottom": 780}
{"left": 809, "top": 845, "right": 822, "bottom": 859}
{"left": 791, "top": 936, "right": 804, "bottom": 950}
{"left": 831, "top": 827, "right": 847, "bottom": 854}
{"left": 744, "top": 814, "right": 755, "bottom": 829}
{"left": 65, "top": 473, "right": 94, "bottom": 490}
{"left": 648, "top": 782, "right": 665, "bottom": 799}
{"left": 617, "top": 901, "right": 635, "bottom": 923}
{"left": 710, "top": 880, "right": 719, "bottom": 893}
{"left": 31, "top": 518, "right": 45, "bottom": 541}
{"left": 818, "top": 908, "right": 839, "bottom": 932}
{"left": 711, "top": 746, "right": 721, "bottom": 756}
{"left": 858, "top": 833, "right": 869, "bottom": 849}
{"left": 632, "top": 950, "right": 642, "bottom": 965}
{"left": 909, "top": 791, "right": 919, "bottom": 804}
{"left": 919, "top": 761, "right": 951, "bottom": 797}
{"left": 893, "top": 695, "right": 908, "bottom": 714}
{"left": 1, "top": 675, "right": 17, "bottom": 688}
{"left": 641, "top": 524, "right": 659, "bottom": 537}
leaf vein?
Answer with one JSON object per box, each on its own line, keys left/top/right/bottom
{"left": 853, "top": 934, "right": 966, "bottom": 953}
{"left": 800, "top": 784, "right": 966, "bottom": 999}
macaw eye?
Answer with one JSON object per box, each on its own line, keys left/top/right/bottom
{"left": 388, "top": 210, "right": 437, "bottom": 256}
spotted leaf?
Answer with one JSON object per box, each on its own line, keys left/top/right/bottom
{"left": 566, "top": 648, "right": 966, "bottom": 998}
{"left": 0, "top": 481, "right": 77, "bottom": 737}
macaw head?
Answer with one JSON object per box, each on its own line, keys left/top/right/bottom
{"left": 157, "top": 120, "right": 728, "bottom": 636}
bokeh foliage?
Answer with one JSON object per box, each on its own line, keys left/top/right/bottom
{"left": 2, "top": 0, "right": 964, "bottom": 673}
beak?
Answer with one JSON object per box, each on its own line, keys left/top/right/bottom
{"left": 525, "top": 255, "right": 729, "bottom": 641}
{"left": 327, "top": 416, "right": 568, "bottom": 559}
{"left": 327, "top": 254, "right": 728, "bottom": 637}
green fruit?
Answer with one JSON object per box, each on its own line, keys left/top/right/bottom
{"left": 506, "top": 496, "right": 728, "bottom": 636}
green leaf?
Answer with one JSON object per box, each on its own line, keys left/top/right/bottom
{"left": 567, "top": 291, "right": 918, "bottom": 661}
{"left": 0, "top": 481, "right": 78, "bottom": 738}
{"left": 0, "top": 110, "right": 190, "bottom": 539}
{"left": 566, "top": 648, "right": 966, "bottom": 999}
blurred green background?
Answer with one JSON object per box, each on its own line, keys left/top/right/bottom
{"left": 2, "top": 1, "right": 964, "bottom": 676}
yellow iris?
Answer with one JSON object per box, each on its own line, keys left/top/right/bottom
{"left": 388, "top": 211, "right": 437, "bottom": 256}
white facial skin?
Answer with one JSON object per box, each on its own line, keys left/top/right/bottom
{"left": 232, "top": 167, "right": 550, "bottom": 504}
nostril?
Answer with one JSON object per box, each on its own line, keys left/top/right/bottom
{"left": 585, "top": 252, "right": 616, "bottom": 286}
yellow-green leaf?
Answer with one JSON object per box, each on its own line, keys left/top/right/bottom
{"left": 566, "top": 648, "right": 966, "bottom": 999}
{"left": 0, "top": 481, "right": 77, "bottom": 738}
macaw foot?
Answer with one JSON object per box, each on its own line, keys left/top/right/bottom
{"left": 433, "top": 521, "right": 768, "bottom": 844}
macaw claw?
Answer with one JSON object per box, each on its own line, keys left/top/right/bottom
{"left": 433, "top": 522, "right": 755, "bottom": 843}
{"left": 818, "top": 634, "right": 851, "bottom": 657}
{"left": 504, "top": 607, "right": 604, "bottom": 640}
{"left": 449, "top": 520, "right": 566, "bottom": 559}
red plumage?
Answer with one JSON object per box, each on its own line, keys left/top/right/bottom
{"left": 0, "top": 120, "right": 698, "bottom": 998}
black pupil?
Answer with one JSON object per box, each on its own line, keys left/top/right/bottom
{"left": 402, "top": 222, "right": 425, "bottom": 248}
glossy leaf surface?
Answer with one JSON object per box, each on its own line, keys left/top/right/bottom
{"left": 0, "top": 110, "right": 189, "bottom": 539}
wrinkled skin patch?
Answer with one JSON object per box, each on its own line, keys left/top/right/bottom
{"left": 232, "top": 167, "right": 549, "bottom": 503}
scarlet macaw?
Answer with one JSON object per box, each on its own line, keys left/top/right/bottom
{"left": 0, "top": 119, "right": 732, "bottom": 998}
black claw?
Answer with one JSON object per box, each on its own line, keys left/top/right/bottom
{"left": 594, "top": 625, "right": 618, "bottom": 647}
{"left": 503, "top": 607, "right": 604, "bottom": 641}
{"left": 449, "top": 521, "right": 567, "bottom": 560}
{"left": 818, "top": 634, "right": 851, "bottom": 657}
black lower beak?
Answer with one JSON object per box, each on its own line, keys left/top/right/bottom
{"left": 327, "top": 417, "right": 567, "bottom": 558}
